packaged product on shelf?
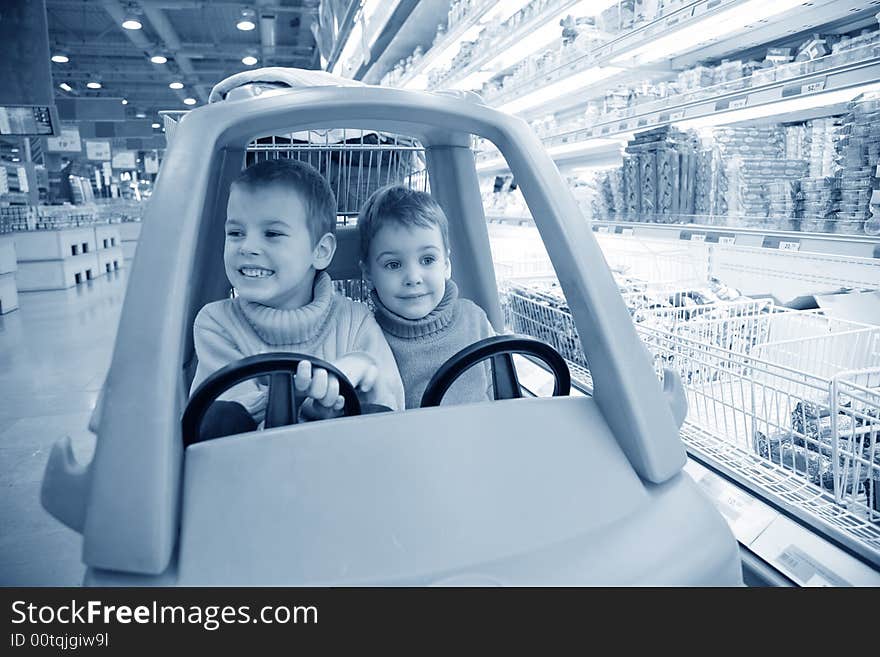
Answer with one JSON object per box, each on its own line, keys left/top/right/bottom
{"left": 598, "top": 0, "right": 635, "bottom": 34}
{"left": 676, "top": 66, "right": 715, "bottom": 91}
{"left": 795, "top": 34, "right": 829, "bottom": 61}
{"left": 713, "top": 59, "right": 744, "bottom": 89}
{"left": 622, "top": 157, "right": 641, "bottom": 218}
{"left": 753, "top": 429, "right": 831, "bottom": 487}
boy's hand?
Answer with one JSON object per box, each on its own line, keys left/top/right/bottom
{"left": 294, "top": 360, "right": 345, "bottom": 415}
{"left": 332, "top": 352, "right": 379, "bottom": 395}
{"left": 292, "top": 354, "right": 379, "bottom": 421}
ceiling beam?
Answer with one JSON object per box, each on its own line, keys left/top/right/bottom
{"left": 98, "top": 0, "right": 190, "bottom": 104}
{"left": 51, "top": 40, "right": 314, "bottom": 58}
{"left": 141, "top": 4, "right": 209, "bottom": 102}
{"left": 48, "top": 0, "right": 317, "bottom": 13}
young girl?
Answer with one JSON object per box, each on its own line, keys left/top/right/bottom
{"left": 358, "top": 185, "right": 494, "bottom": 409}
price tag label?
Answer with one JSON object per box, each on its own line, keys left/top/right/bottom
{"left": 690, "top": 233, "right": 706, "bottom": 242}
{"left": 718, "top": 236, "right": 736, "bottom": 245}
{"left": 618, "top": 122, "right": 629, "bottom": 131}
{"left": 728, "top": 97, "right": 748, "bottom": 110}
{"left": 621, "top": 228, "right": 634, "bottom": 236}
{"left": 774, "top": 545, "right": 850, "bottom": 587}
{"left": 779, "top": 240, "right": 800, "bottom": 251}
{"left": 669, "top": 110, "right": 684, "bottom": 121}
{"left": 597, "top": 226, "right": 611, "bottom": 233}
{"left": 801, "top": 79, "right": 826, "bottom": 94}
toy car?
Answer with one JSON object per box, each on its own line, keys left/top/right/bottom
{"left": 40, "top": 74, "right": 742, "bottom": 585}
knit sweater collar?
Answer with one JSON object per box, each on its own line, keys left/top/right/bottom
{"left": 238, "top": 271, "right": 334, "bottom": 345}
{"left": 371, "top": 279, "right": 458, "bottom": 339}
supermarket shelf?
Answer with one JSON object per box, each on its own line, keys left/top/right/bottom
{"left": 683, "top": 458, "right": 880, "bottom": 585}
{"left": 538, "top": 57, "right": 880, "bottom": 157}
{"left": 383, "top": 0, "right": 496, "bottom": 88}
{"left": 475, "top": 53, "right": 880, "bottom": 173}
{"left": 434, "top": 0, "right": 586, "bottom": 91}
{"left": 475, "top": 136, "right": 624, "bottom": 173}
{"left": 484, "top": 0, "right": 866, "bottom": 116}
{"left": 360, "top": 0, "right": 449, "bottom": 84}
{"left": 488, "top": 217, "right": 880, "bottom": 259}
{"left": 565, "top": 57, "right": 880, "bottom": 139}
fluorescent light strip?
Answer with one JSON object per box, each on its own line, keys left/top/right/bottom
{"left": 611, "top": 0, "right": 804, "bottom": 66}
{"left": 476, "top": 136, "right": 625, "bottom": 172}
{"left": 497, "top": 66, "right": 622, "bottom": 114}
{"left": 546, "top": 137, "right": 627, "bottom": 158}
{"left": 674, "top": 83, "right": 880, "bottom": 130}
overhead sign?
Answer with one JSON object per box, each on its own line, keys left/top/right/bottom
{"left": 46, "top": 126, "right": 82, "bottom": 152}
{"left": 85, "top": 140, "right": 111, "bottom": 160}
{"left": 111, "top": 150, "right": 136, "bottom": 170}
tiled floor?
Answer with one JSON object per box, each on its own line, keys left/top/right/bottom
{"left": 0, "top": 270, "right": 127, "bottom": 585}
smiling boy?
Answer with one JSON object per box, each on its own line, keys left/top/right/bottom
{"left": 190, "top": 159, "right": 404, "bottom": 440}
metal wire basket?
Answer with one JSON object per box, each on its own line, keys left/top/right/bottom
{"left": 246, "top": 129, "right": 429, "bottom": 221}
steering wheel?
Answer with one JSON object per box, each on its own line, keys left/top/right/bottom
{"left": 182, "top": 352, "right": 361, "bottom": 446}
{"left": 420, "top": 335, "right": 571, "bottom": 408}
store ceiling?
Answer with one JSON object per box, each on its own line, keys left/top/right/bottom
{"left": 46, "top": 0, "right": 321, "bottom": 123}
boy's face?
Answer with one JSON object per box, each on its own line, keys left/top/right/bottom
{"left": 225, "top": 182, "right": 334, "bottom": 309}
{"left": 365, "top": 221, "right": 451, "bottom": 320}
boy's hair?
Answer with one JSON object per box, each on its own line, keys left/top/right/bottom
{"left": 357, "top": 185, "right": 449, "bottom": 262}
{"left": 232, "top": 158, "right": 337, "bottom": 245}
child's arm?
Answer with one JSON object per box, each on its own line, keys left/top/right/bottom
{"left": 192, "top": 305, "right": 268, "bottom": 424}
{"left": 351, "top": 312, "right": 405, "bottom": 411}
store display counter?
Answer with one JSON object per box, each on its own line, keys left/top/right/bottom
{"left": 15, "top": 225, "right": 124, "bottom": 291}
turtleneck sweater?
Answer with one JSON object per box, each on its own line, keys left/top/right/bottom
{"left": 191, "top": 271, "right": 404, "bottom": 422}
{"left": 371, "top": 279, "right": 494, "bottom": 409}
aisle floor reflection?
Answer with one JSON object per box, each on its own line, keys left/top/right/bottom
{"left": 0, "top": 269, "right": 127, "bottom": 585}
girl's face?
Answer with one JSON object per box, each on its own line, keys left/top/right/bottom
{"left": 364, "top": 221, "right": 451, "bottom": 320}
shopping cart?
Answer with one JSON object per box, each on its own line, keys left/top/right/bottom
{"left": 643, "top": 319, "right": 880, "bottom": 565}
{"left": 502, "top": 276, "right": 880, "bottom": 564}
{"left": 41, "top": 78, "right": 742, "bottom": 586}
{"left": 246, "top": 129, "right": 429, "bottom": 222}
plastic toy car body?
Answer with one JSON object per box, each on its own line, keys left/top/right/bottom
{"left": 40, "top": 77, "right": 743, "bottom": 585}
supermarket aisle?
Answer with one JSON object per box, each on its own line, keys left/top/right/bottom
{"left": 0, "top": 270, "right": 127, "bottom": 585}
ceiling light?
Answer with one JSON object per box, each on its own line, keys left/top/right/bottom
{"left": 236, "top": 9, "right": 256, "bottom": 31}
{"left": 150, "top": 55, "right": 168, "bottom": 64}
{"left": 183, "top": 97, "right": 197, "bottom": 105}
{"left": 242, "top": 55, "right": 258, "bottom": 66}
{"left": 136, "top": 112, "right": 146, "bottom": 118}
{"left": 121, "top": 99, "right": 128, "bottom": 105}
{"left": 122, "top": 19, "right": 143, "bottom": 30}
{"left": 87, "top": 81, "right": 102, "bottom": 89}
{"left": 51, "top": 54, "right": 69, "bottom": 63}
{"left": 169, "top": 81, "right": 184, "bottom": 89}
{"left": 151, "top": 123, "right": 161, "bottom": 129}
{"left": 58, "top": 82, "right": 72, "bottom": 92}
